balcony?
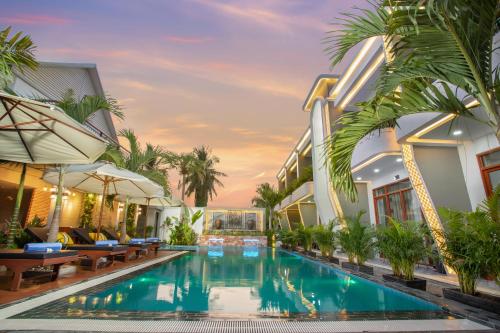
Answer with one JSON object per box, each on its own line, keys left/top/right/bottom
{"left": 351, "top": 128, "right": 400, "bottom": 170}
{"left": 275, "top": 181, "right": 314, "bottom": 211}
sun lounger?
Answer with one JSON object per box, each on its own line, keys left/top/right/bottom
{"left": 101, "top": 227, "right": 160, "bottom": 256}
{"left": 26, "top": 227, "right": 128, "bottom": 271}
{"left": 0, "top": 247, "right": 79, "bottom": 291}
{"left": 101, "top": 227, "right": 149, "bottom": 258}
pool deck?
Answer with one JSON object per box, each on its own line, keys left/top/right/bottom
{"left": 0, "top": 248, "right": 495, "bottom": 332}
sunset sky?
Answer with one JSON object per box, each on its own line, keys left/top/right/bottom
{"left": 2, "top": 0, "right": 367, "bottom": 207}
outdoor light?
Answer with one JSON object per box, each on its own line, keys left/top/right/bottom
{"left": 453, "top": 129, "right": 463, "bottom": 136}
{"left": 396, "top": 157, "right": 403, "bottom": 162}
{"left": 356, "top": 176, "right": 362, "bottom": 181}
{"left": 374, "top": 168, "right": 380, "bottom": 173}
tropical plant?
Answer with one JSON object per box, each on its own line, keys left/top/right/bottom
{"left": 28, "top": 215, "right": 45, "bottom": 227}
{"left": 80, "top": 193, "right": 96, "bottom": 229}
{"left": 168, "top": 205, "right": 202, "bottom": 245}
{"left": 438, "top": 205, "right": 500, "bottom": 294}
{"left": 126, "top": 204, "right": 137, "bottom": 236}
{"left": 0, "top": 26, "right": 37, "bottom": 88}
{"left": 376, "top": 219, "right": 428, "bottom": 280}
{"left": 252, "top": 183, "right": 283, "bottom": 230}
{"left": 279, "top": 229, "right": 299, "bottom": 250}
{"left": 323, "top": 0, "right": 500, "bottom": 200}
{"left": 100, "top": 128, "right": 171, "bottom": 242}
{"left": 185, "top": 146, "right": 226, "bottom": 207}
{"left": 336, "top": 211, "right": 374, "bottom": 265}
{"left": 297, "top": 225, "right": 314, "bottom": 252}
{"left": 313, "top": 222, "right": 335, "bottom": 257}
{"left": 282, "top": 166, "right": 313, "bottom": 197}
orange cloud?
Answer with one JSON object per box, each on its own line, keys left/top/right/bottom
{"left": 0, "top": 14, "right": 72, "bottom": 25}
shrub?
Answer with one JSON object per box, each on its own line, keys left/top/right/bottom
{"left": 297, "top": 225, "right": 314, "bottom": 252}
{"left": 438, "top": 207, "right": 500, "bottom": 295}
{"left": 336, "top": 211, "right": 374, "bottom": 265}
{"left": 376, "top": 219, "right": 428, "bottom": 280}
{"left": 313, "top": 222, "right": 335, "bottom": 257}
{"left": 279, "top": 229, "right": 298, "bottom": 250}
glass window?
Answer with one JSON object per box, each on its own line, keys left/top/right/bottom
{"left": 373, "top": 178, "right": 423, "bottom": 224}
{"left": 245, "top": 213, "right": 257, "bottom": 230}
{"left": 212, "top": 212, "right": 225, "bottom": 230}
{"left": 478, "top": 148, "right": 500, "bottom": 196}
{"left": 227, "top": 211, "right": 243, "bottom": 229}
{"left": 481, "top": 150, "right": 500, "bottom": 167}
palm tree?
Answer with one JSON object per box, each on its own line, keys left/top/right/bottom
{"left": 185, "top": 146, "right": 226, "bottom": 207}
{"left": 100, "top": 128, "right": 170, "bottom": 241}
{"left": 1, "top": 27, "right": 37, "bottom": 247}
{"left": 0, "top": 26, "right": 37, "bottom": 88}
{"left": 47, "top": 90, "right": 124, "bottom": 242}
{"left": 323, "top": 0, "right": 499, "bottom": 200}
{"left": 252, "top": 183, "right": 283, "bottom": 230}
{"left": 172, "top": 153, "right": 196, "bottom": 201}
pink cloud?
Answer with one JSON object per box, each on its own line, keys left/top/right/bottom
{"left": 164, "top": 35, "right": 213, "bottom": 44}
{"left": 0, "top": 14, "right": 72, "bottom": 25}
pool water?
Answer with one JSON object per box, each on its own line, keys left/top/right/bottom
{"left": 16, "top": 247, "right": 443, "bottom": 320}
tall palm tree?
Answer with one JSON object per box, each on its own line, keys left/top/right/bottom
{"left": 172, "top": 153, "right": 196, "bottom": 201}
{"left": 47, "top": 90, "right": 124, "bottom": 242}
{"left": 1, "top": 27, "right": 37, "bottom": 247}
{"left": 185, "top": 146, "right": 226, "bottom": 207}
{"left": 0, "top": 26, "right": 37, "bottom": 88}
{"left": 100, "top": 128, "right": 170, "bottom": 241}
{"left": 252, "top": 183, "right": 283, "bottom": 230}
{"left": 323, "top": 0, "right": 500, "bottom": 200}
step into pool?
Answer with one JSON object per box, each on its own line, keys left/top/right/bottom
{"left": 14, "top": 247, "right": 446, "bottom": 320}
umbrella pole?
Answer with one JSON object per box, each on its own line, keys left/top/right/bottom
{"left": 47, "top": 165, "right": 65, "bottom": 242}
{"left": 7, "top": 163, "right": 27, "bottom": 248}
{"left": 120, "top": 196, "right": 129, "bottom": 243}
{"left": 96, "top": 177, "right": 109, "bottom": 236}
{"left": 143, "top": 198, "right": 151, "bottom": 238}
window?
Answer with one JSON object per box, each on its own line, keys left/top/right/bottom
{"left": 477, "top": 148, "right": 500, "bottom": 196}
{"left": 373, "top": 178, "right": 422, "bottom": 225}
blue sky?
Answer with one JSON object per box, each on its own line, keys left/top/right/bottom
{"left": 1, "top": 0, "right": 368, "bottom": 207}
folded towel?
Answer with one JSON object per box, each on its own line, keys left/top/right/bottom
{"left": 95, "top": 240, "right": 118, "bottom": 247}
{"left": 129, "top": 238, "right": 146, "bottom": 244}
{"left": 146, "top": 237, "right": 160, "bottom": 242}
{"left": 24, "top": 242, "right": 62, "bottom": 253}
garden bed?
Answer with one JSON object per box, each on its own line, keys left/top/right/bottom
{"left": 442, "top": 288, "right": 500, "bottom": 315}
{"left": 382, "top": 274, "right": 427, "bottom": 291}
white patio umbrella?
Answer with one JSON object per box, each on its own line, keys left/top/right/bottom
{"left": 43, "top": 162, "right": 164, "bottom": 235}
{"left": 0, "top": 91, "right": 107, "bottom": 246}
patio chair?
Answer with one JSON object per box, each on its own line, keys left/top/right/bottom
{"left": 0, "top": 244, "right": 79, "bottom": 291}
{"left": 26, "top": 227, "right": 128, "bottom": 271}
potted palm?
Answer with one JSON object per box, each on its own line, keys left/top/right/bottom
{"left": 377, "top": 219, "right": 428, "bottom": 290}
{"left": 313, "top": 223, "right": 338, "bottom": 264}
{"left": 297, "top": 225, "right": 315, "bottom": 257}
{"left": 337, "top": 211, "right": 375, "bottom": 275}
{"left": 437, "top": 204, "right": 500, "bottom": 314}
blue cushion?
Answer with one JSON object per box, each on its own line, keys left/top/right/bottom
{"left": 24, "top": 242, "right": 62, "bottom": 253}
{"left": 129, "top": 238, "right": 146, "bottom": 244}
{"left": 146, "top": 237, "right": 160, "bottom": 242}
{"left": 95, "top": 240, "right": 118, "bottom": 247}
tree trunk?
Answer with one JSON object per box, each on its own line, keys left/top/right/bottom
{"left": 268, "top": 208, "right": 273, "bottom": 230}
{"left": 120, "top": 196, "right": 129, "bottom": 243}
{"left": 181, "top": 175, "right": 185, "bottom": 202}
{"left": 47, "top": 166, "right": 64, "bottom": 243}
{"left": 7, "top": 163, "right": 27, "bottom": 248}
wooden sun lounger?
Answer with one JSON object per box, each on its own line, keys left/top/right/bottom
{"left": 26, "top": 227, "right": 128, "bottom": 271}
{"left": 0, "top": 249, "right": 79, "bottom": 291}
{"left": 101, "top": 227, "right": 160, "bottom": 256}
{"left": 64, "top": 245, "right": 128, "bottom": 271}
{"left": 101, "top": 227, "right": 149, "bottom": 259}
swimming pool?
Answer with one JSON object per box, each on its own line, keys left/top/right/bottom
{"left": 14, "top": 247, "right": 444, "bottom": 320}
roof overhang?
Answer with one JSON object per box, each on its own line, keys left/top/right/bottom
{"left": 302, "top": 74, "right": 339, "bottom": 112}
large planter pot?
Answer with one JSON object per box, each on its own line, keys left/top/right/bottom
{"left": 306, "top": 251, "right": 316, "bottom": 257}
{"left": 341, "top": 262, "right": 374, "bottom": 275}
{"left": 383, "top": 274, "right": 427, "bottom": 291}
{"left": 328, "top": 257, "right": 340, "bottom": 265}
{"left": 443, "top": 288, "right": 500, "bottom": 315}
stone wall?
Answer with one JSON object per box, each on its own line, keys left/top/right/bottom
{"left": 199, "top": 235, "right": 268, "bottom": 247}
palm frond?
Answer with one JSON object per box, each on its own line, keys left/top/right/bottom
{"left": 0, "top": 27, "right": 37, "bottom": 87}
